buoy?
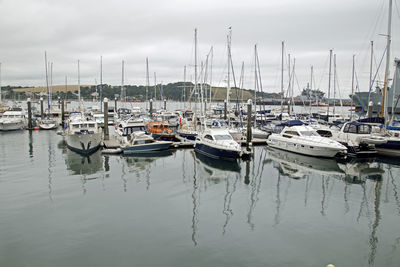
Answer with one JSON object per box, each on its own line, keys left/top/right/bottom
{"left": 34, "top": 126, "right": 39, "bottom": 130}
{"left": 114, "top": 124, "right": 118, "bottom": 130}
{"left": 327, "top": 264, "right": 335, "bottom": 267}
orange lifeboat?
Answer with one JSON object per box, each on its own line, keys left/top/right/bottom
{"left": 146, "top": 121, "right": 175, "bottom": 140}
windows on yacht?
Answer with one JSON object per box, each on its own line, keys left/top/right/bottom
{"left": 214, "top": 134, "right": 232, "bottom": 141}
{"left": 204, "top": 134, "right": 214, "bottom": 141}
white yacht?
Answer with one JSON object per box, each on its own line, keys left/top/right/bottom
{"left": 195, "top": 128, "right": 242, "bottom": 160}
{"left": 65, "top": 113, "right": 102, "bottom": 154}
{"left": 38, "top": 118, "right": 58, "bottom": 130}
{"left": 329, "top": 122, "right": 387, "bottom": 156}
{"left": 0, "top": 110, "right": 27, "bottom": 131}
{"left": 267, "top": 122, "right": 347, "bottom": 158}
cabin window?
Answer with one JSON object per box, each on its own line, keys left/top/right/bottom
{"left": 214, "top": 134, "right": 232, "bottom": 141}
{"left": 347, "top": 124, "right": 357, "bottom": 133}
{"left": 88, "top": 124, "right": 95, "bottom": 128}
{"left": 359, "top": 125, "right": 371, "bottom": 134}
{"left": 283, "top": 131, "right": 300, "bottom": 136}
{"left": 300, "top": 131, "right": 319, "bottom": 136}
{"left": 72, "top": 124, "right": 80, "bottom": 129}
{"left": 204, "top": 134, "right": 214, "bottom": 141}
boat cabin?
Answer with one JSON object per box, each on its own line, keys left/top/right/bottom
{"left": 146, "top": 122, "right": 173, "bottom": 134}
{"left": 69, "top": 121, "right": 97, "bottom": 134}
{"left": 342, "top": 122, "right": 372, "bottom": 135}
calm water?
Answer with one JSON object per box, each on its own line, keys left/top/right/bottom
{"left": 1, "top": 129, "right": 400, "bottom": 267}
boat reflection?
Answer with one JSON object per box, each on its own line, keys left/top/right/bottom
{"left": 193, "top": 150, "right": 240, "bottom": 182}
{"left": 267, "top": 147, "right": 344, "bottom": 179}
{"left": 65, "top": 149, "right": 103, "bottom": 175}
{"left": 267, "top": 147, "right": 384, "bottom": 183}
{"left": 122, "top": 150, "right": 173, "bottom": 170}
{"left": 337, "top": 158, "right": 384, "bottom": 183}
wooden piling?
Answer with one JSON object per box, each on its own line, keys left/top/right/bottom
{"left": 224, "top": 100, "right": 227, "bottom": 120}
{"left": 368, "top": 101, "right": 373, "bottom": 118}
{"left": 164, "top": 99, "right": 166, "bottom": 110}
{"left": 114, "top": 97, "right": 117, "bottom": 113}
{"left": 104, "top": 98, "right": 109, "bottom": 140}
{"left": 40, "top": 97, "right": 44, "bottom": 120}
{"left": 61, "top": 98, "right": 65, "bottom": 127}
{"left": 149, "top": 99, "right": 153, "bottom": 118}
{"left": 27, "top": 98, "right": 32, "bottom": 130}
{"left": 246, "top": 99, "right": 252, "bottom": 150}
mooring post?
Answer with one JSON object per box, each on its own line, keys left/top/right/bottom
{"left": 163, "top": 98, "right": 166, "bottom": 110}
{"left": 104, "top": 98, "right": 109, "bottom": 140}
{"left": 40, "top": 97, "right": 44, "bottom": 120}
{"left": 27, "top": 98, "right": 32, "bottom": 130}
{"left": 61, "top": 98, "right": 65, "bottom": 127}
{"left": 368, "top": 101, "right": 373, "bottom": 118}
{"left": 224, "top": 99, "right": 227, "bottom": 120}
{"left": 244, "top": 160, "right": 250, "bottom": 185}
{"left": 114, "top": 97, "right": 117, "bottom": 113}
{"left": 246, "top": 99, "right": 252, "bottom": 150}
{"left": 149, "top": 99, "right": 153, "bottom": 118}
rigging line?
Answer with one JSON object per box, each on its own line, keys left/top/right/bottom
{"left": 334, "top": 67, "right": 343, "bottom": 108}
{"left": 360, "top": 46, "right": 387, "bottom": 114}
{"left": 316, "top": 54, "right": 330, "bottom": 90}
{"left": 395, "top": 0, "right": 400, "bottom": 19}
{"left": 294, "top": 71, "right": 306, "bottom": 108}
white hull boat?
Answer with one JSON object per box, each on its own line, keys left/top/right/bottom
{"left": 267, "top": 123, "right": 347, "bottom": 158}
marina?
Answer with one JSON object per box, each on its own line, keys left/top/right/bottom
{"left": 1, "top": 124, "right": 400, "bottom": 266}
{"left": 1, "top": 0, "right": 400, "bottom": 265}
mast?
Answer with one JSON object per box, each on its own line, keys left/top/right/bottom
{"left": 0, "top": 62, "right": 2, "bottom": 103}
{"left": 327, "top": 49, "right": 333, "bottom": 120}
{"left": 44, "top": 52, "right": 50, "bottom": 115}
{"left": 154, "top": 72, "right": 157, "bottom": 104}
{"left": 100, "top": 56, "right": 102, "bottom": 112}
{"left": 65, "top": 75, "right": 68, "bottom": 110}
{"left": 121, "top": 60, "right": 125, "bottom": 101}
{"left": 288, "top": 54, "right": 291, "bottom": 113}
{"left": 240, "top": 62, "right": 245, "bottom": 103}
{"left": 291, "top": 58, "right": 296, "bottom": 114}
{"left": 369, "top": 41, "right": 374, "bottom": 89}
{"left": 200, "top": 61, "right": 204, "bottom": 116}
{"left": 351, "top": 55, "right": 355, "bottom": 119}
{"left": 183, "top": 65, "right": 186, "bottom": 104}
{"left": 194, "top": 28, "right": 198, "bottom": 114}
{"left": 254, "top": 44, "right": 258, "bottom": 117}
{"left": 78, "top": 59, "right": 81, "bottom": 109}
{"left": 146, "top": 58, "right": 149, "bottom": 107}
{"left": 280, "top": 41, "right": 284, "bottom": 111}
{"left": 381, "top": 0, "right": 392, "bottom": 119}
{"left": 50, "top": 62, "right": 53, "bottom": 112}
{"left": 226, "top": 28, "right": 231, "bottom": 121}
{"left": 333, "top": 54, "right": 337, "bottom": 115}
{"left": 209, "top": 46, "right": 213, "bottom": 103}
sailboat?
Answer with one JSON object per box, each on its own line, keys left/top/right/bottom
{"left": 65, "top": 61, "right": 102, "bottom": 155}
{"left": 39, "top": 52, "right": 58, "bottom": 130}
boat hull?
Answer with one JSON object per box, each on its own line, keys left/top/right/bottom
{"left": 66, "top": 132, "right": 102, "bottom": 155}
{"left": 376, "top": 139, "right": 400, "bottom": 156}
{"left": 122, "top": 142, "right": 172, "bottom": 154}
{"left": 266, "top": 138, "right": 344, "bottom": 158}
{"left": 194, "top": 142, "right": 241, "bottom": 160}
{"left": 0, "top": 121, "right": 26, "bottom": 131}
{"left": 177, "top": 132, "right": 197, "bottom": 141}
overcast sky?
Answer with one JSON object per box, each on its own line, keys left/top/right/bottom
{"left": 0, "top": 0, "right": 399, "bottom": 97}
